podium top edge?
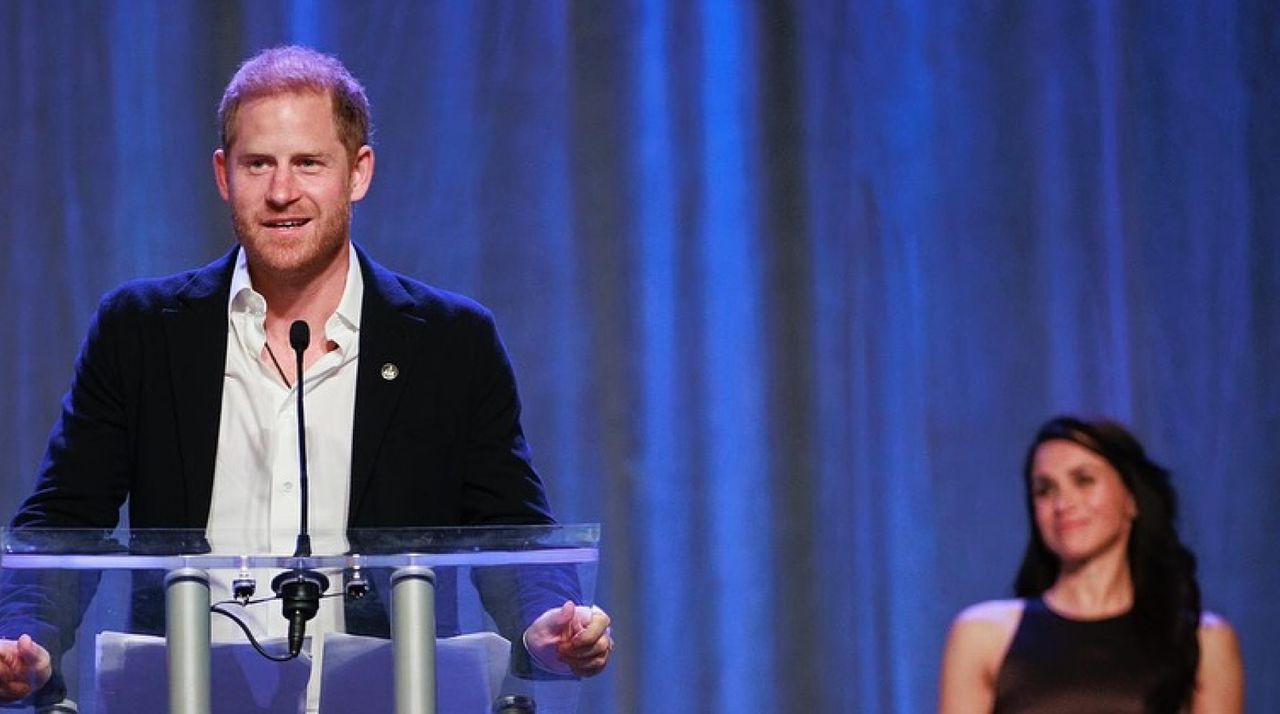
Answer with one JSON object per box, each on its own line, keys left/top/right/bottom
{"left": 0, "top": 524, "right": 603, "bottom": 566}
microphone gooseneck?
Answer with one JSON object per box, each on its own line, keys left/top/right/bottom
{"left": 290, "top": 320, "right": 311, "bottom": 558}
{"left": 270, "top": 319, "right": 327, "bottom": 658}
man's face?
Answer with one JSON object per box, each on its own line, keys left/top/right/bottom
{"left": 213, "top": 91, "right": 373, "bottom": 284}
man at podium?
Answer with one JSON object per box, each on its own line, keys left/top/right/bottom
{"left": 0, "top": 45, "right": 613, "bottom": 709}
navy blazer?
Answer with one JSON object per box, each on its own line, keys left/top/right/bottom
{"left": 14, "top": 244, "right": 554, "bottom": 531}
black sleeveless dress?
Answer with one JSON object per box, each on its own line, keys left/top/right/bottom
{"left": 993, "top": 597, "right": 1165, "bottom": 714}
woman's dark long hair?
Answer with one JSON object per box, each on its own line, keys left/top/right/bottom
{"left": 1012, "top": 416, "right": 1201, "bottom": 713}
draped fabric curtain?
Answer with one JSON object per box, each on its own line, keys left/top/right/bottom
{"left": 2, "top": 1, "right": 1277, "bottom": 711}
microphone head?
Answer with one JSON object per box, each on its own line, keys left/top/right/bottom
{"left": 289, "top": 320, "right": 311, "bottom": 352}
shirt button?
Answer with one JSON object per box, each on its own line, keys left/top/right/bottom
{"left": 283, "top": 482, "right": 294, "bottom": 492}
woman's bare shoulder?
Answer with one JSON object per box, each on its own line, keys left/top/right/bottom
{"left": 953, "top": 599, "right": 1026, "bottom": 628}
{"left": 1197, "top": 610, "right": 1242, "bottom": 661}
{"left": 946, "top": 598, "right": 1026, "bottom": 657}
{"left": 1199, "top": 610, "right": 1233, "bottom": 631}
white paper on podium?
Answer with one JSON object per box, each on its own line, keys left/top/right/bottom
{"left": 318, "top": 631, "right": 511, "bottom": 714}
{"left": 93, "top": 630, "right": 511, "bottom": 714}
{"left": 94, "top": 630, "right": 311, "bottom": 713}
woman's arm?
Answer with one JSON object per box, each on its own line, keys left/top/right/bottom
{"left": 938, "top": 600, "right": 1022, "bottom": 714}
{"left": 1190, "top": 611, "right": 1244, "bottom": 714}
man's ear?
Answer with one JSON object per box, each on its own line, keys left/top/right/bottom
{"left": 348, "top": 145, "right": 375, "bottom": 203}
{"left": 213, "top": 149, "right": 230, "bottom": 201}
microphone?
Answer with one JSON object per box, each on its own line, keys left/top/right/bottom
{"left": 270, "top": 319, "right": 329, "bottom": 658}
{"left": 289, "top": 320, "right": 311, "bottom": 559}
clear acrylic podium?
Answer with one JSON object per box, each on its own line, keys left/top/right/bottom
{"left": 0, "top": 525, "right": 599, "bottom": 714}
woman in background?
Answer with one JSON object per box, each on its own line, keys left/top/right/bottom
{"left": 938, "top": 416, "right": 1243, "bottom": 713}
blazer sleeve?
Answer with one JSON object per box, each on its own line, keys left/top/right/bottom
{"left": 2, "top": 293, "right": 134, "bottom": 706}
{"left": 458, "top": 308, "right": 555, "bottom": 526}
{"left": 13, "top": 290, "right": 135, "bottom": 530}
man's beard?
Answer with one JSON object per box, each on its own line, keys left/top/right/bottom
{"left": 230, "top": 201, "right": 351, "bottom": 283}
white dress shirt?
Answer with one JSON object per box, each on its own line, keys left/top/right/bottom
{"left": 205, "top": 246, "right": 363, "bottom": 710}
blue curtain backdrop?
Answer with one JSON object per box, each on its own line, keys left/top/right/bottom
{"left": 2, "top": 1, "right": 1278, "bottom": 711}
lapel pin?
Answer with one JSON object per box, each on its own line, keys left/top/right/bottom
{"left": 380, "top": 363, "right": 399, "bottom": 381}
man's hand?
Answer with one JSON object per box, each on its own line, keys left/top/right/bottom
{"left": 523, "top": 601, "right": 613, "bottom": 677}
{"left": 0, "top": 635, "right": 51, "bottom": 703}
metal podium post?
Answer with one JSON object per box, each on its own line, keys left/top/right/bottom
{"left": 391, "top": 566, "right": 437, "bottom": 714}
{"left": 165, "top": 567, "right": 211, "bottom": 714}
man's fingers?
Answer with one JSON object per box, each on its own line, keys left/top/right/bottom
{"left": 560, "top": 630, "right": 611, "bottom": 657}
{"left": 16, "top": 636, "right": 40, "bottom": 665}
{"left": 0, "top": 635, "right": 47, "bottom": 703}
{"left": 559, "top": 618, "right": 614, "bottom": 676}
{"left": 570, "top": 607, "right": 611, "bottom": 646}
{"left": 0, "top": 638, "right": 27, "bottom": 669}
{"left": 560, "top": 644, "right": 612, "bottom": 677}
{"left": 552, "top": 600, "right": 576, "bottom": 628}
{"left": 532, "top": 601, "right": 576, "bottom": 637}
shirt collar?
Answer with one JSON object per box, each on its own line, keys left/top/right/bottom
{"left": 226, "top": 245, "right": 365, "bottom": 349}
{"left": 228, "top": 247, "right": 263, "bottom": 317}
{"left": 330, "top": 245, "right": 364, "bottom": 334}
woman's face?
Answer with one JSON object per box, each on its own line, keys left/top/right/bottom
{"left": 1029, "top": 439, "right": 1137, "bottom": 567}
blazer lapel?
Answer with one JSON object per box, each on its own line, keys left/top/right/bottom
{"left": 162, "top": 249, "right": 235, "bottom": 526}
{"left": 349, "top": 246, "right": 427, "bottom": 519}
